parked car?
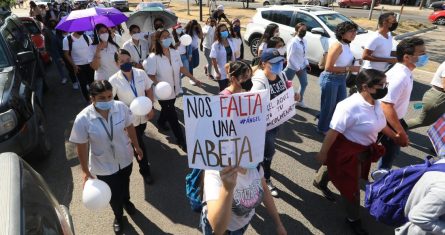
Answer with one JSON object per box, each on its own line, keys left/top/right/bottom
{"left": 338, "top": 0, "right": 380, "bottom": 9}
{"left": 0, "top": 152, "right": 75, "bottom": 235}
{"left": 244, "top": 5, "right": 389, "bottom": 64}
{"left": 429, "top": 9, "right": 445, "bottom": 25}
{"left": 19, "top": 17, "right": 51, "bottom": 65}
{"left": 262, "top": 0, "right": 334, "bottom": 6}
{"left": 134, "top": 1, "right": 175, "bottom": 14}
{"left": 102, "top": 0, "right": 129, "bottom": 11}
{"left": 429, "top": 0, "right": 445, "bottom": 11}
{"left": 34, "top": 0, "right": 52, "bottom": 7}
{"left": 0, "top": 13, "right": 51, "bottom": 159}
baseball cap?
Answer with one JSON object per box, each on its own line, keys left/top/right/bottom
{"left": 217, "top": 5, "right": 224, "bottom": 11}
{"left": 261, "top": 48, "right": 284, "bottom": 64}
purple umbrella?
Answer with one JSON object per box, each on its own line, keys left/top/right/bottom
{"left": 56, "top": 7, "right": 128, "bottom": 32}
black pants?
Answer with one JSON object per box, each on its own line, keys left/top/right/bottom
{"left": 217, "top": 79, "right": 229, "bottom": 92}
{"left": 158, "top": 98, "right": 184, "bottom": 143}
{"left": 77, "top": 64, "right": 94, "bottom": 102}
{"left": 134, "top": 123, "right": 151, "bottom": 176}
{"left": 63, "top": 57, "right": 77, "bottom": 84}
{"left": 97, "top": 163, "right": 133, "bottom": 220}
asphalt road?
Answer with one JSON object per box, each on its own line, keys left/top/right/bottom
{"left": 11, "top": 7, "right": 442, "bottom": 235}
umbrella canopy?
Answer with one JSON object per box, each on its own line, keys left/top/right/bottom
{"left": 56, "top": 7, "right": 128, "bottom": 32}
{"left": 427, "top": 114, "right": 445, "bottom": 157}
{"left": 126, "top": 7, "right": 178, "bottom": 33}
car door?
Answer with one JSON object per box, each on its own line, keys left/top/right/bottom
{"left": 267, "top": 10, "right": 296, "bottom": 46}
{"left": 294, "top": 12, "right": 329, "bottom": 64}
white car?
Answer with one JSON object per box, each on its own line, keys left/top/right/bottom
{"left": 243, "top": 5, "right": 386, "bottom": 64}
{"left": 262, "top": 0, "right": 334, "bottom": 7}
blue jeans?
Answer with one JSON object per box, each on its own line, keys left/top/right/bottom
{"left": 200, "top": 210, "right": 249, "bottom": 235}
{"left": 180, "top": 53, "right": 189, "bottom": 82}
{"left": 377, "top": 135, "right": 401, "bottom": 170}
{"left": 284, "top": 67, "right": 308, "bottom": 102}
{"left": 189, "top": 48, "right": 199, "bottom": 75}
{"left": 264, "top": 127, "right": 280, "bottom": 180}
{"left": 317, "top": 72, "right": 347, "bottom": 133}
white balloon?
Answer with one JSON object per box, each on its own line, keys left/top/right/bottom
{"left": 130, "top": 96, "right": 153, "bottom": 116}
{"left": 179, "top": 34, "right": 192, "bottom": 46}
{"left": 82, "top": 179, "right": 111, "bottom": 211}
{"left": 155, "top": 82, "right": 173, "bottom": 100}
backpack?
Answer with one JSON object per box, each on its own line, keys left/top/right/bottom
{"left": 67, "top": 34, "right": 90, "bottom": 55}
{"left": 364, "top": 156, "right": 445, "bottom": 226}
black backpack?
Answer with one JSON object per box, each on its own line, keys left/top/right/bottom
{"left": 67, "top": 34, "right": 90, "bottom": 55}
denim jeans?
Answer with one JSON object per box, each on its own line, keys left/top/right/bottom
{"left": 317, "top": 72, "right": 347, "bottom": 133}
{"left": 200, "top": 210, "right": 249, "bottom": 235}
{"left": 264, "top": 127, "right": 280, "bottom": 180}
{"left": 180, "top": 53, "right": 189, "bottom": 83}
{"left": 189, "top": 48, "right": 199, "bottom": 75}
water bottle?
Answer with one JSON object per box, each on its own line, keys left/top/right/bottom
{"left": 413, "top": 103, "right": 423, "bottom": 110}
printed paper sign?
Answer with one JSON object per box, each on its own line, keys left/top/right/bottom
{"left": 266, "top": 88, "right": 296, "bottom": 130}
{"left": 183, "top": 90, "right": 268, "bottom": 170}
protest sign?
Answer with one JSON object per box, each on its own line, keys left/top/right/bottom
{"left": 266, "top": 87, "right": 296, "bottom": 130}
{"left": 183, "top": 90, "right": 268, "bottom": 170}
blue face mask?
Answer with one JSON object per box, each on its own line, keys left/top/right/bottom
{"left": 220, "top": 31, "right": 229, "bottom": 39}
{"left": 120, "top": 62, "right": 132, "bottom": 72}
{"left": 161, "top": 38, "right": 172, "bottom": 48}
{"left": 415, "top": 54, "right": 429, "bottom": 67}
{"left": 95, "top": 100, "right": 113, "bottom": 110}
{"left": 270, "top": 61, "right": 283, "bottom": 75}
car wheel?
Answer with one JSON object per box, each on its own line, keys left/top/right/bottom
{"left": 31, "top": 102, "right": 51, "bottom": 160}
{"left": 60, "top": 205, "right": 75, "bottom": 234}
{"left": 362, "top": 4, "right": 369, "bottom": 9}
{"left": 436, "top": 17, "right": 445, "bottom": 25}
{"left": 263, "top": 1, "right": 270, "bottom": 6}
{"left": 249, "top": 35, "right": 261, "bottom": 57}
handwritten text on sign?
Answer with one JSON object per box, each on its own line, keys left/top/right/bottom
{"left": 266, "top": 88, "right": 297, "bottom": 130}
{"left": 183, "top": 90, "right": 268, "bottom": 170}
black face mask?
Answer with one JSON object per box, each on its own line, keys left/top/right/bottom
{"left": 298, "top": 30, "right": 306, "bottom": 38}
{"left": 370, "top": 87, "right": 388, "bottom": 100}
{"left": 388, "top": 22, "right": 398, "bottom": 31}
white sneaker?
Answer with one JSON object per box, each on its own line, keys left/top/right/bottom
{"left": 371, "top": 169, "right": 389, "bottom": 181}
{"left": 266, "top": 179, "right": 279, "bottom": 198}
{"left": 72, "top": 82, "right": 79, "bottom": 90}
{"left": 189, "top": 79, "right": 196, "bottom": 86}
{"left": 61, "top": 78, "right": 68, "bottom": 84}
{"left": 296, "top": 101, "right": 308, "bottom": 108}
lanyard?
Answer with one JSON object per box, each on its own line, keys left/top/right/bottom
{"left": 133, "top": 44, "right": 142, "bottom": 61}
{"left": 98, "top": 115, "right": 113, "bottom": 142}
{"left": 299, "top": 40, "right": 305, "bottom": 55}
{"left": 123, "top": 72, "right": 138, "bottom": 97}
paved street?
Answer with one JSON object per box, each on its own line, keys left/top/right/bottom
{"left": 11, "top": 6, "right": 445, "bottom": 235}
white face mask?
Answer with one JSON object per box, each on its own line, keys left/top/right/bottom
{"left": 131, "top": 33, "right": 140, "bottom": 40}
{"left": 274, "top": 31, "right": 280, "bottom": 37}
{"left": 99, "top": 33, "right": 109, "bottom": 42}
{"left": 278, "top": 47, "right": 286, "bottom": 55}
{"left": 176, "top": 28, "right": 183, "bottom": 34}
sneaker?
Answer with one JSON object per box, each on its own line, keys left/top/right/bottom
{"left": 113, "top": 218, "right": 123, "bottom": 234}
{"left": 72, "top": 82, "right": 79, "bottom": 90}
{"left": 189, "top": 79, "right": 196, "bottom": 86}
{"left": 371, "top": 169, "right": 389, "bottom": 181}
{"left": 61, "top": 78, "right": 68, "bottom": 84}
{"left": 345, "top": 218, "right": 369, "bottom": 235}
{"left": 266, "top": 179, "right": 279, "bottom": 198}
{"left": 313, "top": 180, "right": 335, "bottom": 201}
{"left": 124, "top": 201, "right": 136, "bottom": 215}
{"left": 296, "top": 101, "right": 308, "bottom": 109}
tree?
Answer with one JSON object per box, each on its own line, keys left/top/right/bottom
{"left": 0, "top": 0, "right": 15, "bottom": 8}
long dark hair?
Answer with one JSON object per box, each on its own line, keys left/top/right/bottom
{"left": 355, "top": 69, "right": 386, "bottom": 92}
{"left": 184, "top": 19, "right": 200, "bottom": 36}
{"left": 172, "top": 27, "right": 184, "bottom": 44}
{"left": 214, "top": 23, "right": 230, "bottom": 42}
{"left": 89, "top": 80, "right": 113, "bottom": 97}
{"left": 260, "top": 23, "right": 279, "bottom": 45}
{"left": 153, "top": 29, "right": 175, "bottom": 56}
{"left": 92, "top": 23, "right": 120, "bottom": 49}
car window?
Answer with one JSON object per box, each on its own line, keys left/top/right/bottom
{"left": 262, "top": 10, "right": 294, "bottom": 26}
{"left": 295, "top": 12, "right": 323, "bottom": 31}
{"left": 3, "top": 19, "right": 29, "bottom": 53}
{"left": 317, "top": 13, "right": 367, "bottom": 34}
{"left": 22, "top": 163, "right": 64, "bottom": 234}
{"left": 22, "top": 21, "right": 40, "bottom": 35}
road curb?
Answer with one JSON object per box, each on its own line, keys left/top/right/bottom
{"left": 394, "top": 25, "right": 438, "bottom": 40}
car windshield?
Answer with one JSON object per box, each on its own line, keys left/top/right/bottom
{"left": 317, "top": 13, "right": 367, "bottom": 34}
{"left": 138, "top": 2, "right": 165, "bottom": 9}
{"left": 22, "top": 21, "right": 40, "bottom": 35}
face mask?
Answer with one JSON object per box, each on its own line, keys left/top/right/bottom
{"left": 131, "top": 33, "right": 140, "bottom": 40}
{"left": 120, "top": 62, "right": 132, "bottom": 72}
{"left": 95, "top": 100, "right": 113, "bottom": 110}
{"left": 270, "top": 61, "right": 283, "bottom": 75}
{"left": 155, "top": 25, "right": 163, "bottom": 30}
{"left": 277, "top": 47, "right": 286, "bottom": 56}
{"left": 99, "top": 33, "right": 109, "bottom": 42}
{"left": 370, "top": 87, "right": 388, "bottom": 100}
{"left": 298, "top": 30, "right": 306, "bottom": 38}
{"left": 234, "top": 26, "right": 241, "bottom": 33}
{"left": 274, "top": 32, "right": 280, "bottom": 37}
{"left": 389, "top": 22, "right": 398, "bottom": 31}
{"left": 415, "top": 54, "right": 429, "bottom": 67}
{"left": 176, "top": 28, "right": 183, "bottom": 34}
{"left": 220, "top": 31, "right": 229, "bottom": 39}
{"left": 161, "top": 38, "right": 172, "bottom": 48}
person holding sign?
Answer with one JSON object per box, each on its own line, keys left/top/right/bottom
{"left": 109, "top": 49, "right": 155, "bottom": 185}
{"left": 250, "top": 48, "right": 299, "bottom": 198}
{"left": 144, "top": 29, "right": 201, "bottom": 152}
{"left": 313, "top": 69, "right": 401, "bottom": 235}
{"left": 69, "top": 80, "right": 143, "bottom": 233}
{"left": 201, "top": 166, "right": 287, "bottom": 235}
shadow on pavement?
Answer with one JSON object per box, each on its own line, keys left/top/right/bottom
{"left": 126, "top": 209, "right": 169, "bottom": 235}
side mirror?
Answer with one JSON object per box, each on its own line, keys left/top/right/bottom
{"left": 311, "top": 27, "right": 326, "bottom": 35}
{"left": 17, "top": 51, "right": 35, "bottom": 65}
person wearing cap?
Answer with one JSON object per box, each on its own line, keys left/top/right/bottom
{"left": 250, "top": 48, "right": 300, "bottom": 198}
{"left": 231, "top": 18, "right": 243, "bottom": 61}
{"left": 212, "top": 5, "right": 232, "bottom": 25}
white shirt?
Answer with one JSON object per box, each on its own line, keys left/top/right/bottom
{"left": 209, "top": 39, "right": 236, "bottom": 80}
{"left": 109, "top": 68, "right": 154, "bottom": 126}
{"left": 395, "top": 159, "right": 445, "bottom": 235}
{"left": 202, "top": 25, "right": 215, "bottom": 49}
{"left": 431, "top": 61, "right": 445, "bottom": 89}
{"left": 113, "top": 33, "right": 123, "bottom": 47}
{"left": 69, "top": 101, "right": 134, "bottom": 176}
{"left": 123, "top": 39, "right": 149, "bottom": 64}
{"left": 143, "top": 49, "right": 183, "bottom": 100}
{"left": 330, "top": 93, "right": 387, "bottom": 146}
{"left": 259, "top": 42, "right": 267, "bottom": 52}
{"left": 333, "top": 41, "right": 354, "bottom": 67}
{"left": 381, "top": 63, "right": 414, "bottom": 118}
{"left": 203, "top": 168, "right": 264, "bottom": 231}
{"left": 286, "top": 36, "right": 309, "bottom": 71}
{"left": 191, "top": 33, "right": 199, "bottom": 50}
{"left": 232, "top": 37, "right": 242, "bottom": 59}
{"left": 90, "top": 43, "right": 119, "bottom": 81}
{"left": 362, "top": 32, "right": 395, "bottom": 71}
{"left": 177, "top": 41, "right": 187, "bottom": 55}
{"left": 62, "top": 33, "right": 93, "bottom": 65}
